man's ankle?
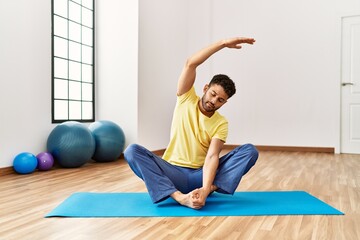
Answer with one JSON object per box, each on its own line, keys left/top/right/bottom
{"left": 170, "top": 191, "right": 183, "bottom": 202}
{"left": 210, "top": 185, "right": 218, "bottom": 193}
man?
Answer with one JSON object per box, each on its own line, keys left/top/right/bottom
{"left": 124, "top": 37, "right": 258, "bottom": 209}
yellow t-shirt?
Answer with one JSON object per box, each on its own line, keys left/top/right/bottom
{"left": 162, "top": 87, "right": 228, "bottom": 169}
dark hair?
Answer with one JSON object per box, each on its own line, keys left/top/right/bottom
{"left": 209, "top": 74, "right": 236, "bottom": 98}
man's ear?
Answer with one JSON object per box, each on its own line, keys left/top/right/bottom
{"left": 203, "top": 84, "right": 209, "bottom": 93}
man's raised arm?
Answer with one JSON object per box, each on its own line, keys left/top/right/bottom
{"left": 176, "top": 37, "right": 255, "bottom": 96}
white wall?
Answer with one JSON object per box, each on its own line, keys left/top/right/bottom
{"left": 138, "top": 0, "right": 189, "bottom": 150}
{"left": 1, "top": 0, "right": 359, "bottom": 168}
{"left": 96, "top": 0, "right": 139, "bottom": 147}
{"left": 0, "top": 0, "right": 139, "bottom": 169}
{"left": 209, "top": 0, "right": 360, "bottom": 152}
{"left": 137, "top": 0, "right": 360, "bottom": 153}
{"left": 0, "top": 0, "right": 52, "bottom": 168}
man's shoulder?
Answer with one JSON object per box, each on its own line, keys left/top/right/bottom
{"left": 212, "top": 111, "right": 228, "bottom": 123}
{"left": 177, "top": 86, "right": 198, "bottom": 104}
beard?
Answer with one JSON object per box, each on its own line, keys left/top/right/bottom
{"left": 201, "top": 97, "right": 217, "bottom": 112}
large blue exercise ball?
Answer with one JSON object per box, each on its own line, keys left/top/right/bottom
{"left": 89, "top": 120, "right": 125, "bottom": 162}
{"left": 13, "top": 152, "right": 38, "bottom": 174}
{"left": 47, "top": 121, "right": 95, "bottom": 168}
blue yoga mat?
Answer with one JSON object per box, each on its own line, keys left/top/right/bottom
{"left": 45, "top": 191, "right": 343, "bottom": 218}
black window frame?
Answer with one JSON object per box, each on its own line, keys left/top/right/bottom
{"left": 51, "top": 0, "right": 95, "bottom": 123}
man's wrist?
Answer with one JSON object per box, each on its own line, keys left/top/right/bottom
{"left": 201, "top": 186, "right": 212, "bottom": 195}
{"left": 220, "top": 39, "right": 227, "bottom": 48}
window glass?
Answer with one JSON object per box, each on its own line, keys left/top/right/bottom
{"left": 52, "top": 0, "right": 95, "bottom": 123}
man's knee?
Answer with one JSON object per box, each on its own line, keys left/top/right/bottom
{"left": 241, "top": 143, "right": 259, "bottom": 165}
{"left": 243, "top": 143, "right": 258, "bottom": 157}
{"left": 124, "top": 143, "right": 153, "bottom": 164}
{"left": 124, "top": 143, "right": 142, "bottom": 162}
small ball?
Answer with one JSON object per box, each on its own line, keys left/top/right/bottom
{"left": 13, "top": 152, "right": 38, "bottom": 174}
{"left": 36, "top": 152, "right": 54, "bottom": 171}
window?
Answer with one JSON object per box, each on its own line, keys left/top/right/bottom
{"left": 52, "top": 0, "right": 95, "bottom": 123}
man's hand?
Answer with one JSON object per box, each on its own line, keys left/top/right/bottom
{"left": 223, "top": 37, "right": 256, "bottom": 49}
{"left": 190, "top": 187, "right": 212, "bottom": 209}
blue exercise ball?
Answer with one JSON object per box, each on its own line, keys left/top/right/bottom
{"left": 47, "top": 121, "right": 95, "bottom": 168}
{"left": 13, "top": 152, "right": 38, "bottom": 174}
{"left": 89, "top": 120, "right": 125, "bottom": 162}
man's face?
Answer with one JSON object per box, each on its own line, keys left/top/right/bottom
{"left": 200, "top": 84, "right": 229, "bottom": 114}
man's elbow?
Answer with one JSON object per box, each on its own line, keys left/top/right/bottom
{"left": 185, "top": 58, "right": 198, "bottom": 69}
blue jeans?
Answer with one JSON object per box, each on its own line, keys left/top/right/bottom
{"left": 124, "top": 143, "right": 258, "bottom": 203}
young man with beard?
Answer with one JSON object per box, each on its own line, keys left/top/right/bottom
{"left": 124, "top": 37, "right": 258, "bottom": 209}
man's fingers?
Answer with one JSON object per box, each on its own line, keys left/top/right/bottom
{"left": 240, "top": 38, "right": 255, "bottom": 44}
{"left": 226, "top": 37, "right": 255, "bottom": 49}
{"left": 192, "top": 201, "right": 204, "bottom": 209}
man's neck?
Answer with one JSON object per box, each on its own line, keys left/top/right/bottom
{"left": 198, "top": 100, "right": 214, "bottom": 118}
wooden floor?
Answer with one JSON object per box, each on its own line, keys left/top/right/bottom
{"left": 1, "top": 151, "right": 359, "bottom": 240}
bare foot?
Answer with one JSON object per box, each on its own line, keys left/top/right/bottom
{"left": 170, "top": 190, "right": 202, "bottom": 209}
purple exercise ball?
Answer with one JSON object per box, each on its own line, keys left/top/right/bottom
{"left": 36, "top": 152, "right": 54, "bottom": 171}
